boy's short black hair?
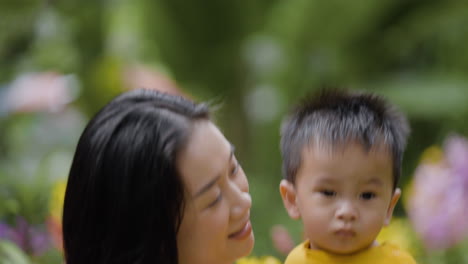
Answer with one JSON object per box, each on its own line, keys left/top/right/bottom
{"left": 280, "top": 88, "right": 410, "bottom": 189}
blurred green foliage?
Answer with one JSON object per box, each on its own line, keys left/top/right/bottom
{"left": 1, "top": 0, "right": 468, "bottom": 263}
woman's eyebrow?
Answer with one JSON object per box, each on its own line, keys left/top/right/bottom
{"left": 193, "top": 174, "right": 221, "bottom": 198}
{"left": 230, "top": 143, "right": 236, "bottom": 154}
{"left": 193, "top": 144, "right": 236, "bottom": 199}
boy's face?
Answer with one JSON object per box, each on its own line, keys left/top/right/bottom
{"left": 280, "top": 142, "right": 400, "bottom": 255}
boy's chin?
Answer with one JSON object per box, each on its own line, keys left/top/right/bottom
{"left": 324, "top": 241, "right": 378, "bottom": 256}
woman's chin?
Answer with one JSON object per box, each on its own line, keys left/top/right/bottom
{"left": 233, "top": 231, "right": 255, "bottom": 259}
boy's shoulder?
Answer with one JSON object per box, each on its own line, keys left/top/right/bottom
{"left": 283, "top": 240, "right": 309, "bottom": 264}
{"left": 284, "top": 240, "right": 417, "bottom": 264}
{"left": 373, "top": 242, "right": 417, "bottom": 264}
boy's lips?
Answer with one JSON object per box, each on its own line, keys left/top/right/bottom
{"left": 228, "top": 220, "right": 252, "bottom": 240}
{"left": 335, "top": 228, "right": 356, "bottom": 237}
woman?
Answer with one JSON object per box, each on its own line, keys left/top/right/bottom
{"left": 62, "top": 89, "right": 254, "bottom": 264}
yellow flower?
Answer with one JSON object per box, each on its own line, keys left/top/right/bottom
{"left": 419, "top": 145, "right": 444, "bottom": 164}
{"left": 377, "top": 218, "right": 416, "bottom": 255}
{"left": 403, "top": 145, "right": 443, "bottom": 208}
{"left": 49, "top": 180, "right": 67, "bottom": 223}
{"left": 236, "top": 256, "right": 281, "bottom": 264}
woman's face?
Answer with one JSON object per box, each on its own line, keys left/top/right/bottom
{"left": 176, "top": 121, "right": 254, "bottom": 264}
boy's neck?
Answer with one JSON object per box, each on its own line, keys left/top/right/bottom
{"left": 308, "top": 240, "right": 379, "bottom": 256}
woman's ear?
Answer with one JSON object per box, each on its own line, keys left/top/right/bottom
{"left": 384, "top": 187, "right": 401, "bottom": 226}
{"left": 279, "top": 180, "right": 301, "bottom": 219}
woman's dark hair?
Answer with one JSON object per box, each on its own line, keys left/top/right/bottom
{"left": 62, "top": 89, "right": 210, "bottom": 264}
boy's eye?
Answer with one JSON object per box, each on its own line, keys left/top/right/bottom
{"left": 320, "top": 190, "right": 336, "bottom": 197}
{"left": 360, "top": 192, "right": 376, "bottom": 200}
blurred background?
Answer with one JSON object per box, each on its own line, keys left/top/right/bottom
{"left": 1, "top": 0, "right": 468, "bottom": 263}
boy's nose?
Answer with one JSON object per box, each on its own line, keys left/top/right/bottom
{"left": 336, "top": 201, "right": 357, "bottom": 222}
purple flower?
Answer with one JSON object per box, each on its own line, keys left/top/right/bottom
{"left": 408, "top": 134, "right": 468, "bottom": 250}
{"left": 445, "top": 135, "right": 468, "bottom": 194}
{"left": 0, "top": 222, "right": 14, "bottom": 239}
{"left": 0, "top": 217, "right": 51, "bottom": 256}
{"left": 444, "top": 135, "right": 468, "bottom": 240}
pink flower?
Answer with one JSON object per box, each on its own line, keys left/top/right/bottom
{"left": 123, "top": 65, "right": 183, "bottom": 96}
{"left": 46, "top": 217, "right": 62, "bottom": 251}
{"left": 4, "top": 72, "right": 77, "bottom": 113}
{"left": 270, "top": 224, "right": 295, "bottom": 255}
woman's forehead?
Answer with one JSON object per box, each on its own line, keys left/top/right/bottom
{"left": 177, "top": 121, "right": 232, "bottom": 194}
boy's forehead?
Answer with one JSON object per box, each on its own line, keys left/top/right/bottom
{"left": 296, "top": 143, "right": 395, "bottom": 189}
{"left": 302, "top": 137, "right": 392, "bottom": 157}
{"left": 298, "top": 141, "right": 394, "bottom": 176}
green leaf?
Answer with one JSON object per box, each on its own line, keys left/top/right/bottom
{"left": 0, "top": 240, "right": 31, "bottom": 264}
{"left": 371, "top": 75, "right": 468, "bottom": 119}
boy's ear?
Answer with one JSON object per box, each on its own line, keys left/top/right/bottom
{"left": 384, "top": 188, "right": 401, "bottom": 226}
{"left": 279, "top": 179, "right": 301, "bottom": 219}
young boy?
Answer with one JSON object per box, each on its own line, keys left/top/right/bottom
{"left": 279, "top": 89, "right": 416, "bottom": 263}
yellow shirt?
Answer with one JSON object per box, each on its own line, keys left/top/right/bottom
{"left": 285, "top": 240, "right": 417, "bottom": 264}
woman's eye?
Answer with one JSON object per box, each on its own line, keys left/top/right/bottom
{"left": 207, "top": 194, "right": 222, "bottom": 208}
{"left": 320, "top": 190, "right": 336, "bottom": 197}
{"left": 230, "top": 162, "right": 239, "bottom": 176}
{"left": 360, "top": 192, "right": 376, "bottom": 200}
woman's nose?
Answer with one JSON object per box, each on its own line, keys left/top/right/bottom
{"left": 336, "top": 200, "right": 358, "bottom": 222}
{"left": 229, "top": 185, "right": 252, "bottom": 219}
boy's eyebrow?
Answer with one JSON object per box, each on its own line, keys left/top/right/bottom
{"left": 316, "top": 178, "right": 336, "bottom": 185}
{"left": 192, "top": 144, "right": 235, "bottom": 199}
{"left": 364, "top": 178, "right": 383, "bottom": 186}
{"left": 316, "top": 177, "right": 383, "bottom": 186}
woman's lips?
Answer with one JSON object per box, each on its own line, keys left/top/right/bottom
{"left": 228, "top": 221, "right": 252, "bottom": 240}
